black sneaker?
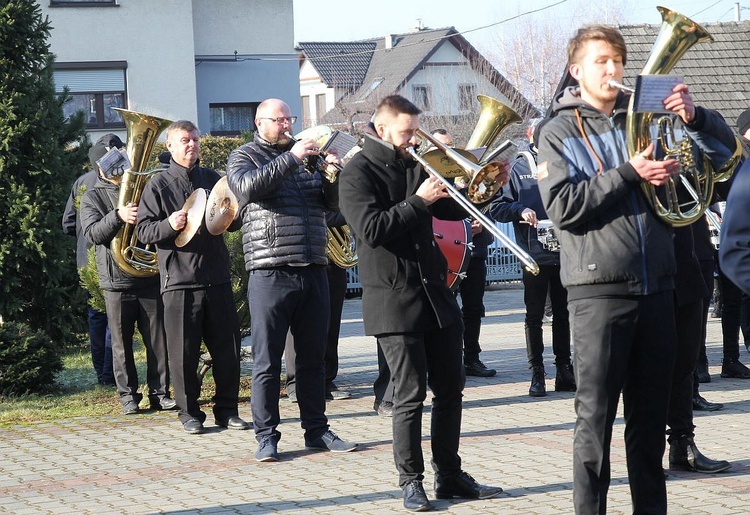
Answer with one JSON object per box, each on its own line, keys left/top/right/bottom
{"left": 464, "top": 357, "right": 497, "bottom": 377}
{"left": 374, "top": 400, "right": 394, "bottom": 417}
{"left": 326, "top": 383, "right": 352, "bottom": 401}
{"left": 122, "top": 401, "right": 140, "bottom": 415}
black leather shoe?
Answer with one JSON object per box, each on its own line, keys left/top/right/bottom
{"left": 464, "top": 357, "right": 497, "bottom": 377}
{"left": 720, "top": 358, "right": 750, "bottom": 378}
{"left": 669, "top": 437, "right": 731, "bottom": 473}
{"left": 554, "top": 362, "right": 576, "bottom": 392}
{"left": 529, "top": 365, "right": 546, "bottom": 397}
{"left": 403, "top": 480, "right": 432, "bottom": 512}
{"left": 692, "top": 394, "right": 723, "bottom": 412}
{"left": 183, "top": 418, "right": 205, "bottom": 435}
{"left": 215, "top": 415, "right": 250, "bottom": 430}
{"left": 696, "top": 357, "right": 711, "bottom": 383}
{"left": 150, "top": 397, "right": 178, "bottom": 411}
{"left": 434, "top": 471, "right": 503, "bottom": 500}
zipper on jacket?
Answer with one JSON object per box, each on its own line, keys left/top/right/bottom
{"left": 610, "top": 114, "right": 650, "bottom": 293}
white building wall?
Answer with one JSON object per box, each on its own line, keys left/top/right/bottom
{"left": 192, "top": 0, "right": 294, "bottom": 55}
{"left": 40, "top": 0, "right": 198, "bottom": 141}
{"left": 404, "top": 41, "right": 511, "bottom": 115}
{"left": 299, "top": 59, "right": 336, "bottom": 128}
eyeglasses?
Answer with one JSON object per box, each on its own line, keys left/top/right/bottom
{"left": 258, "top": 116, "right": 297, "bottom": 125}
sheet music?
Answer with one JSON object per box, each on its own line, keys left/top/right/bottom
{"left": 633, "top": 75, "right": 683, "bottom": 113}
{"left": 321, "top": 130, "right": 358, "bottom": 159}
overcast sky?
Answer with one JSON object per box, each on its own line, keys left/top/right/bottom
{"left": 293, "top": 0, "right": 745, "bottom": 53}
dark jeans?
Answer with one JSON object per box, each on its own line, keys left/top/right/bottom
{"left": 522, "top": 264, "right": 570, "bottom": 367}
{"left": 456, "top": 256, "right": 487, "bottom": 359}
{"left": 88, "top": 306, "right": 113, "bottom": 384}
{"left": 163, "top": 284, "right": 241, "bottom": 424}
{"left": 285, "top": 264, "right": 347, "bottom": 395}
{"left": 377, "top": 322, "right": 465, "bottom": 487}
{"left": 569, "top": 292, "right": 675, "bottom": 515}
{"left": 104, "top": 286, "right": 169, "bottom": 406}
{"left": 249, "top": 265, "right": 329, "bottom": 441}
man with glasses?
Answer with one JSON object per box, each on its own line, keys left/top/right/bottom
{"left": 226, "top": 98, "right": 357, "bottom": 463}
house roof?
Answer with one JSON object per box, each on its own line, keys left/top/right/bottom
{"left": 620, "top": 19, "right": 750, "bottom": 131}
{"left": 297, "top": 41, "right": 376, "bottom": 90}
{"left": 299, "top": 27, "right": 539, "bottom": 125}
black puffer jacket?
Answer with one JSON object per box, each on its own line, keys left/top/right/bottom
{"left": 80, "top": 177, "right": 159, "bottom": 291}
{"left": 225, "top": 133, "right": 338, "bottom": 271}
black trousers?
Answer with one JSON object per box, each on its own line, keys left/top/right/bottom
{"left": 104, "top": 285, "right": 169, "bottom": 405}
{"left": 569, "top": 292, "right": 675, "bottom": 515}
{"left": 718, "top": 266, "right": 749, "bottom": 361}
{"left": 249, "top": 265, "right": 329, "bottom": 441}
{"left": 522, "top": 264, "right": 570, "bottom": 367}
{"left": 668, "top": 296, "right": 702, "bottom": 439}
{"left": 374, "top": 341, "right": 396, "bottom": 404}
{"left": 285, "top": 264, "right": 347, "bottom": 395}
{"left": 162, "top": 284, "right": 241, "bottom": 424}
{"left": 456, "top": 256, "right": 487, "bottom": 359}
{"left": 377, "top": 322, "right": 465, "bottom": 487}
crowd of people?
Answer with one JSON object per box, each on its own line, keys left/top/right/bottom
{"left": 60, "top": 20, "right": 750, "bottom": 514}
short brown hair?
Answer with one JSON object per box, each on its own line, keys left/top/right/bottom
{"left": 567, "top": 25, "right": 627, "bottom": 66}
{"left": 374, "top": 95, "right": 422, "bottom": 120}
{"left": 166, "top": 120, "right": 199, "bottom": 138}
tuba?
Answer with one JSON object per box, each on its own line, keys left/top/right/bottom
{"left": 624, "top": 7, "right": 742, "bottom": 227}
{"left": 422, "top": 95, "right": 522, "bottom": 203}
{"left": 110, "top": 108, "right": 172, "bottom": 277}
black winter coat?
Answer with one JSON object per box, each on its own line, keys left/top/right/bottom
{"left": 136, "top": 161, "right": 238, "bottom": 292}
{"left": 339, "top": 134, "right": 466, "bottom": 336}
{"left": 80, "top": 177, "right": 159, "bottom": 291}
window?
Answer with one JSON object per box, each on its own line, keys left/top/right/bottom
{"left": 412, "top": 85, "right": 431, "bottom": 111}
{"left": 301, "top": 96, "right": 311, "bottom": 126}
{"left": 50, "top": 0, "right": 117, "bottom": 6}
{"left": 50, "top": 0, "right": 118, "bottom": 6}
{"left": 458, "top": 84, "right": 476, "bottom": 111}
{"left": 209, "top": 103, "right": 258, "bottom": 136}
{"left": 315, "top": 94, "right": 326, "bottom": 120}
{"left": 54, "top": 63, "right": 127, "bottom": 129}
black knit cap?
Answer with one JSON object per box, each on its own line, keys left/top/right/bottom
{"left": 88, "top": 133, "right": 125, "bottom": 170}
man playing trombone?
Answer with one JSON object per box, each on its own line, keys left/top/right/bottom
{"left": 339, "top": 95, "right": 503, "bottom": 512}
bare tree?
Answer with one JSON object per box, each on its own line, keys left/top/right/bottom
{"left": 484, "top": 0, "right": 626, "bottom": 114}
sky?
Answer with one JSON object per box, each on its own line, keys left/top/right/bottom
{"left": 292, "top": 0, "right": 746, "bottom": 54}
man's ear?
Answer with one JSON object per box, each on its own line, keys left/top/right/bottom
{"left": 569, "top": 63, "right": 581, "bottom": 81}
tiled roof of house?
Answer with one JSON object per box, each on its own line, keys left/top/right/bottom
{"left": 297, "top": 41, "right": 376, "bottom": 90}
{"left": 300, "top": 27, "right": 539, "bottom": 126}
{"left": 620, "top": 19, "right": 750, "bottom": 130}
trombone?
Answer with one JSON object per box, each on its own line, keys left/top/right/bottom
{"left": 407, "top": 131, "right": 539, "bottom": 275}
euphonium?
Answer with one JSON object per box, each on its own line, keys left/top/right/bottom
{"left": 327, "top": 225, "right": 358, "bottom": 269}
{"left": 111, "top": 108, "right": 172, "bottom": 277}
{"left": 625, "top": 7, "right": 742, "bottom": 227}
{"left": 422, "top": 95, "right": 521, "bottom": 203}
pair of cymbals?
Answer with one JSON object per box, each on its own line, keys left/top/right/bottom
{"left": 174, "top": 177, "right": 239, "bottom": 247}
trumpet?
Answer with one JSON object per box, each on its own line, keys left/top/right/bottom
{"left": 284, "top": 130, "right": 342, "bottom": 182}
{"left": 407, "top": 132, "right": 539, "bottom": 275}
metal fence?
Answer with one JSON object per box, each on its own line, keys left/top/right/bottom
{"left": 345, "top": 221, "right": 522, "bottom": 291}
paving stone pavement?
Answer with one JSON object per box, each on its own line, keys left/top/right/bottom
{"left": 1, "top": 286, "right": 750, "bottom": 514}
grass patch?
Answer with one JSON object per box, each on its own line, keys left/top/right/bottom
{"left": 0, "top": 342, "right": 252, "bottom": 427}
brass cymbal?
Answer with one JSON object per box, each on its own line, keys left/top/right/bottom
{"left": 175, "top": 188, "right": 207, "bottom": 248}
{"left": 205, "top": 176, "right": 239, "bottom": 235}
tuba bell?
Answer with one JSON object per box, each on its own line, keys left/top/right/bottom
{"left": 422, "top": 95, "right": 521, "bottom": 203}
{"left": 110, "top": 108, "right": 172, "bottom": 277}
{"left": 624, "top": 7, "right": 742, "bottom": 227}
